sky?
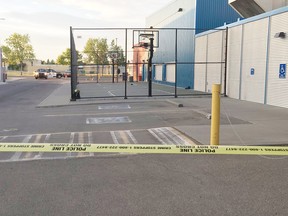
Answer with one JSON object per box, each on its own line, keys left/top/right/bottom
{"left": 0, "top": 0, "right": 170, "bottom": 61}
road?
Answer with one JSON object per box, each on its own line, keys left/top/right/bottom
{"left": 0, "top": 78, "right": 287, "bottom": 216}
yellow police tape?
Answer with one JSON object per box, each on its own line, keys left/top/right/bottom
{"left": 0, "top": 143, "right": 288, "bottom": 156}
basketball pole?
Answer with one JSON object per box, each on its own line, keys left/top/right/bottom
{"left": 148, "top": 37, "right": 154, "bottom": 97}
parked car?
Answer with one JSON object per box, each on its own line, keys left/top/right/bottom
{"left": 34, "top": 69, "right": 48, "bottom": 79}
{"left": 63, "top": 70, "right": 71, "bottom": 78}
{"left": 47, "top": 69, "right": 63, "bottom": 78}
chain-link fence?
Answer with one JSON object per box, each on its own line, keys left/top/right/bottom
{"left": 70, "top": 27, "right": 226, "bottom": 100}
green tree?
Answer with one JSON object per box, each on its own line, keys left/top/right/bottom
{"left": 56, "top": 48, "right": 83, "bottom": 65}
{"left": 109, "top": 39, "right": 125, "bottom": 66}
{"left": 1, "top": 46, "right": 10, "bottom": 67}
{"left": 1, "top": 33, "right": 35, "bottom": 71}
{"left": 83, "top": 38, "right": 108, "bottom": 64}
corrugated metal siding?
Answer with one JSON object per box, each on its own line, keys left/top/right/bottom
{"left": 194, "top": 8, "right": 288, "bottom": 108}
{"left": 267, "top": 12, "right": 288, "bottom": 108}
{"left": 206, "top": 31, "right": 224, "bottom": 93}
{"left": 194, "top": 31, "right": 225, "bottom": 93}
{"left": 227, "top": 25, "right": 243, "bottom": 99}
{"left": 194, "top": 36, "right": 207, "bottom": 92}
{"left": 195, "top": 0, "right": 241, "bottom": 34}
{"left": 146, "top": 0, "right": 197, "bottom": 89}
{"left": 241, "top": 18, "right": 269, "bottom": 103}
{"left": 146, "top": 0, "right": 196, "bottom": 28}
{"left": 154, "top": 29, "right": 176, "bottom": 63}
{"left": 146, "top": 0, "right": 243, "bottom": 89}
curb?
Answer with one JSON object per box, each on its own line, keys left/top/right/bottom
{"left": 166, "top": 99, "right": 184, "bottom": 107}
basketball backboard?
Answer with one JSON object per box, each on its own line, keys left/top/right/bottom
{"left": 132, "top": 29, "right": 159, "bottom": 49}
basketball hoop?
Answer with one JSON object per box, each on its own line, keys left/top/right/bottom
{"left": 132, "top": 29, "right": 159, "bottom": 49}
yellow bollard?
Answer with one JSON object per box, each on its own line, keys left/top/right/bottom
{"left": 210, "top": 84, "right": 221, "bottom": 145}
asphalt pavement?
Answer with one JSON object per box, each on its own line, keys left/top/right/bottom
{"left": 38, "top": 81, "right": 288, "bottom": 146}
{"left": 1, "top": 77, "right": 288, "bottom": 216}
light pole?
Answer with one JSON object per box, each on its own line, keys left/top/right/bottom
{"left": 0, "top": 18, "right": 6, "bottom": 82}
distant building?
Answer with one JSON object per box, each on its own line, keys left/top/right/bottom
{"left": 132, "top": 46, "right": 147, "bottom": 81}
{"left": 21, "top": 59, "right": 68, "bottom": 73}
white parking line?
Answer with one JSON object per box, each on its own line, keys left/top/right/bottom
{"left": 0, "top": 136, "right": 7, "bottom": 141}
{"left": 78, "top": 132, "right": 85, "bottom": 157}
{"left": 67, "top": 133, "right": 75, "bottom": 157}
{"left": 110, "top": 130, "right": 139, "bottom": 144}
{"left": 148, "top": 128, "right": 170, "bottom": 145}
{"left": 126, "top": 130, "right": 138, "bottom": 144}
{"left": 110, "top": 131, "right": 119, "bottom": 144}
{"left": 147, "top": 127, "right": 195, "bottom": 145}
{"left": 165, "top": 127, "right": 194, "bottom": 145}
{"left": 108, "top": 91, "right": 115, "bottom": 96}
{"left": 24, "top": 135, "right": 41, "bottom": 159}
{"left": 88, "top": 132, "right": 94, "bottom": 156}
{"left": 10, "top": 135, "right": 32, "bottom": 161}
{"left": 34, "top": 134, "right": 51, "bottom": 159}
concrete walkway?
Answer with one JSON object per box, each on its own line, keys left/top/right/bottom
{"left": 37, "top": 82, "right": 288, "bottom": 146}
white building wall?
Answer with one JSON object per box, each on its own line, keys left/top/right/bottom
{"left": 240, "top": 18, "right": 269, "bottom": 103}
{"left": 166, "top": 64, "right": 176, "bottom": 83}
{"left": 267, "top": 12, "right": 288, "bottom": 108}
{"left": 194, "top": 31, "right": 225, "bottom": 93}
{"left": 194, "top": 8, "right": 288, "bottom": 108}
{"left": 227, "top": 25, "right": 243, "bottom": 99}
{"left": 155, "top": 65, "right": 163, "bottom": 81}
{"left": 194, "top": 36, "right": 207, "bottom": 92}
{"left": 206, "top": 31, "right": 225, "bottom": 93}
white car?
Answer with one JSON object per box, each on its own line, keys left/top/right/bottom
{"left": 47, "top": 69, "right": 63, "bottom": 78}
{"left": 47, "top": 69, "right": 57, "bottom": 78}
{"left": 34, "top": 69, "right": 48, "bottom": 79}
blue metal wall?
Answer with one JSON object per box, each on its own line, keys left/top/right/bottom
{"left": 195, "top": 0, "right": 242, "bottom": 34}
{"left": 151, "top": 10, "right": 196, "bottom": 89}
{"left": 147, "top": 0, "right": 242, "bottom": 90}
